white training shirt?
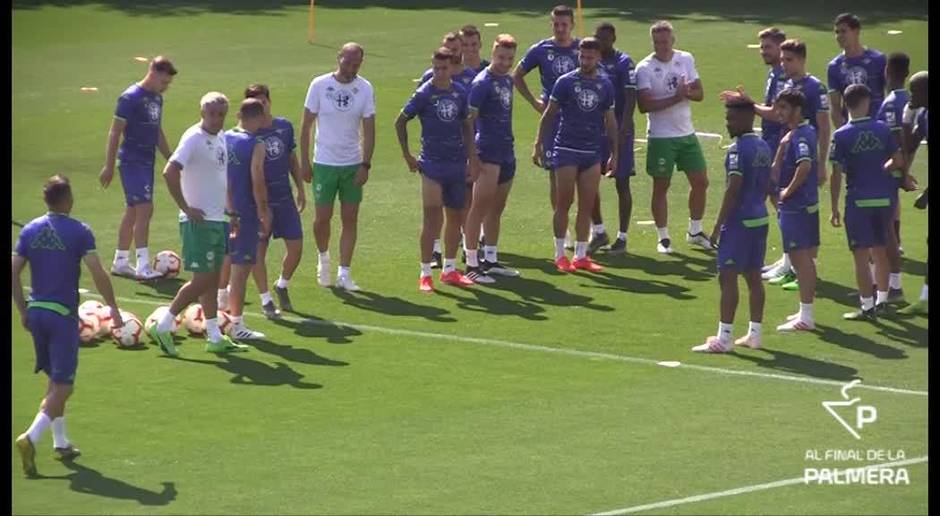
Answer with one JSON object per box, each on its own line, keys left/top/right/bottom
{"left": 304, "top": 72, "right": 376, "bottom": 166}
{"left": 635, "top": 49, "right": 700, "bottom": 138}
{"left": 169, "top": 123, "right": 228, "bottom": 223}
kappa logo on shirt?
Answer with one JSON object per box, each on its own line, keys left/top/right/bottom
{"left": 852, "top": 131, "right": 885, "bottom": 153}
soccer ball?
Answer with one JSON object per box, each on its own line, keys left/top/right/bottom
{"left": 78, "top": 300, "right": 112, "bottom": 337}
{"left": 78, "top": 312, "right": 100, "bottom": 344}
{"left": 153, "top": 250, "right": 182, "bottom": 278}
{"left": 183, "top": 304, "right": 206, "bottom": 335}
{"left": 111, "top": 313, "right": 143, "bottom": 348}
{"left": 217, "top": 310, "right": 233, "bottom": 335}
{"left": 144, "top": 306, "right": 180, "bottom": 334}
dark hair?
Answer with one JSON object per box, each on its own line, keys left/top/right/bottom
{"left": 442, "top": 31, "right": 462, "bottom": 44}
{"left": 758, "top": 27, "right": 786, "bottom": 44}
{"left": 595, "top": 22, "right": 616, "bottom": 34}
{"left": 726, "top": 99, "right": 756, "bottom": 112}
{"left": 239, "top": 98, "right": 265, "bottom": 119}
{"left": 843, "top": 84, "right": 871, "bottom": 109}
{"left": 775, "top": 87, "right": 806, "bottom": 111}
{"left": 43, "top": 174, "right": 71, "bottom": 206}
{"left": 459, "top": 25, "right": 480, "bottom": 40}
{"left": 244, "top": 83, "right": 270, "bottom": 101}
{"left": 834, "top": 12, "right": 861, "bottom": 30}
{"left": 780, "top": 39, "right": 807, "bottom": 59}
{"left": 433, "top": 47, "right": 461, "bottom": 65}
{"left": 886, "top": 52, "right": 911, "bottom": 80}
{"left": 150, "top": 55, "right": 177, "bottom": 76}
{"left": 493, "top": 34, "right": 518, "bottom": 51}
{"left": 552, "top": 4, "right": 574, "bottom": 20}
{"left": 579, "top": 37, "right": 601, "bottom": 52}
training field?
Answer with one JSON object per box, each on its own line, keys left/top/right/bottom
{"left": 11, "top": 1, "right": 928, "bottom": 514}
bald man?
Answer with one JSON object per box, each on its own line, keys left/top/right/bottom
{"left": 301, "top": 42, "right": 377, "bottom": 291}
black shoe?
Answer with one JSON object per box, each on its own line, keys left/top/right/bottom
{"left": 609, "top": 237, "right": 627, "bottom": 254}
{"left": 887, "top": 288, "right": 906, "bottom": 305}
{"left": 54, "top": 445, "right": 81, "bottom": 461}
{"left": 843, "top": 307, "right": 877, "bottom": 321}
{"left": 588, "top": 232, "right": 610, "bottom": 254}
{"left": 657, "top": 238, "right": 673, "bottom": 254}
{"left": 430, "top": 251, "right": 442, "bottom": 269}
{"left": 261, "top": 300, "right": 281, "bottom": 320}
{"left": 875, "top": 302, "right": 892, "bottom": 317}
{"left": 465, "top": 265, "right": 495, "bottom": 284}
{"left": 274, "top": 286, "right": 293, "bottom": 312}
{"left": 481, "top": 260, "right": 520, "bottom": 277}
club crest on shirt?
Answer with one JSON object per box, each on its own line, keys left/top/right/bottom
{"left": 264, "top": 135, "right": 285, "bottom": 160}
{"left": 844, "top": 66, "right": 869, "bottom": 86}
{"left": 666, "top": 73, "right": 679, "bottom": 92}
{"left": 495, "top": 85, "right": 513, "bottom": 109}
{"left": 216, "top": 146, "right": 226, "bottom": 167}
{"left": 327, "top": 88, "right": 353, "bottom": 111}
{"left": 576, "top": 87, "right": 600, "bottom": 111}
{"left": 145, "top": 100, "right": 161, "bottom": 122}
{"left": 551, "top": 54, "right": 576, "bottom": 76}
{"left": 436, "top": 96, "right": 460, "bottom": 122}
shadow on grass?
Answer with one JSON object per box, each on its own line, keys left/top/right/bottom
{"left": 250, "top": 337, "right": 350, "bottom": 366}
{"left": 816, "top": 278, "right": 859, "bottom": 309}
{"left": 592, "top": 251, "right": 716, "bottom": 282}
{"left": 432, "top": 287, "right": 549, "bottom": 321}
{"left": 871, "top": 315, "right": 929, "bottom": 348}
{"left": 272, "top": 310, "right": 363, "bottom": 344}
{"left": 33, "top": 461, "right": 176, "bottom": 506}
{"left": 901, "top": 257, "right": 928, "bottom": 278}
{"left": 577, "top": 270, "right": 697, "bottom": 300}
{"left": 331, "top": 289, "right": 457, "bottom": 322}
{"left": 729, "top": 347, "right": 860, "bottom": 381}
{"left": 133, "top": 277, "right": 186, "bottom": 300}
{"left": 176, "top": 353, "right": 323, "bottom": 389}
{"left": 815, "top": 323, "right": 908, "bottom": 360}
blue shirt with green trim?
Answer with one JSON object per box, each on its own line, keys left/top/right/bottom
{"left": 725, "top": 133, "right": 771, "bottom": 226}
{"left": 15, "top": 213, "right": 96, "bottom": 317}
{"left": 830, "top": 117, "right": 899, "bottom": 205}
{"left": 779, "top": 121, "right": 818, "bottom": 210}
{"left": 224, "top": 127, "right": 264, "bottom": 218}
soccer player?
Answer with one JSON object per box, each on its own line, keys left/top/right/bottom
{"left": 462, "top": 35, "right": 521, "bottom": 281}
{"left": 828, "top": 13, "right": 887, "bottom": 128}
{"left": 829, "top": 84, "right": 905, "bottom": 320}
{"left": 396, "top": 47, "right": 479, "bottom": 291}
{"left": 13, "top": 175, "right": 124, "bottom": 476}
{"left": 514, "top": 5, "right": 580, "bottom": 240}
{"left": 245, "top": 84, "right": 307, "bottom": 317}
{"left": 420, "top": 30, "right": 487, "bottom": 89}
{"left": 876, "top": 53, "right": 917, "bottom": 303}
{"left": 771, "top": 88, "right": 820, "bottom": 332}
{"left": 899, "top": 70, "right": 929, "bottom": 316}
{"left": 635, "top": 21, "right": 712, "bottom": 254}
{"left": 588, "top": 22, "right": 637, "bottom": 254}
{"left": 693, "top": 100, "right": 771, "bottom": 353}
{"left": 100, "top": 56, "right": 177, "bottom": 280}
{"left": 301, "top": 42, "right": 376, "bottom": 291}
{"left": 149, "top": 92, "right": 248, "bottom": 356}
{"left": 222, "top": 98, "right": 272, "bottom": 340}
{"left": 534, "top": 37, "right": 617, "bottom": 272}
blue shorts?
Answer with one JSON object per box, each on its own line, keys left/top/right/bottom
{"left": 845, "top": 203, "right": 893, "bottom": 250}
{"left": 265, "top": 199, "right": 303, "bottom": 241}
{"left": 478, "top": 149, "right": 516, "bottom": 185}
{"left": 599, "top": 135, "right": 636, "bottom": 178}
{"left": 717, "top": 223, "right": 768, "bottom": 271}
{"left": 420, "top": 161, "right": 468, "bottom": 210}
{"left": 778, "top": 207, "right": 820, "bottom": 252}
{"left": 28, "top": 308, "right": 79, "bottom": 384}
{"left": 540, "top": 115, "right": 562, "bottom": 171}
{"left": 552, "top": 147, "right": 601, "bottom": 173}
{"left": 119, "top": 160, "right": 155, "bottom": 206}
{"left": 229, "top": 216, "right": 260, "bottom": 265}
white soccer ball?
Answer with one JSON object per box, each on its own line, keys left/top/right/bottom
{"left": 77, "top": 312, "right": 100, "bottom": 344}
{"left": 153, "top": 250, "right": 182, "bottom": 278}
{"left": 111, "top": 314, "right": 143, "bottom": 348}
{"left": 144, "top": 306, "right": 180, "bottom": 334}
{"left": 78, "top": 300, "right": 112, "bottom": 337}
{"left": 183, "top": 304, "right": 206, "bottom": 335}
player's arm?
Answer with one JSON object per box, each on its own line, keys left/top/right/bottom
{"left": 512, "top": 63, "right": 543, "bottom": 113}
{"left": 158, "top": 127, "right": 172, "bottom": 161}
{"left": 604, "top": 109, "right": 618, "bottom": 175}
{"left": 100, "top": 117, "right": 127, "bottom": 188}
{"left": 533, "top": 100, "right": 559, "bottom": 167}
{"left": 82, "top": 252, "right": 123, "bottom": 328}
{"left": 356, "top": 115, "right": 375, "bottom": 187}
{"left": 769, "top": 133, "right": 790, "bottom": 205}
{"left": 250, "top": 141, "right": 271, "bottom": 235}
{"left": 780, "top": 158, "right": 812, "bottom": 202}
{"left": 685, "top": 78, "right": 704, "bottom": 102}
{"left": 162, "top": 160, "right": 203, "bottom": 222}
{"left": 884, "top": 146, "right": 906, "bottom": 173}
{"left": 462, "top": 116, "right": 480, "bottom": 182}
{"left": 637, "top": 87, "right": 685, "bottom": 114}
{"left": 619, "top": 88, "right": 637, "bottom": 147}
{"left": 11, "top": 255, "right": 28, "bottom": 329}
{"left": 710, "top": 172, "right": 743, "bottom": 245}
{"left": 829, "top": 160, "right": 843, "bottom": 227}
{"left": 828, "top": 91, "right": 845, "bottom": 129}
{"left": 816, "top": 112, "right": 830, "bottom": 186}
{"left": 300, "top": 108, "right": 317, "bottom": 182}
{"left": 394, "top": 112, "right": 419, "bottom": 172}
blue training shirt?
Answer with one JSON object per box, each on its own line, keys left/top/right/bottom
{"left": 224, "top": 127, "right": 263, "bottom": 218}
{"left": 550, "top": 69, "right": 615, "bottom": 153}
{"left": 830, "top": 117, "right": 899, "bottom": 205}
{"left": 518, "top": 38, "right": 581, "bottom": 103}
{"left": 827, "top": 48, "right": 887, "bottom": 119}
{"left": 114, "top": 83, "right": 163, "bottom": 164}
{"left": 402, "top": 80, "right": 469, "bottom": 163}
{"left": 255, "top": 117, "right": 297, "bottom": 203}
{"left": 778, "top": 121, "right": 819, "bottom": 210}
{"left": 468, "top": 67, "right": 514, "bottom": 154}
{"left": 725, "top": 133, "right": 772, "bottom": 227}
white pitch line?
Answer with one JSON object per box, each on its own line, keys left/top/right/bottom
{"left": 73, "top": 290, "right": 929, "bottom": 397}
{"left": 592, "top": 456, "right": 928, "bottom": 515}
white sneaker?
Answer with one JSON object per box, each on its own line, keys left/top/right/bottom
{"left": 762, "top": 263, "right": 790, "bottom": 281}
{"left": 317, "top": 260, "right": 331, "bottom": 287}
{"left": 229, "top": 324, "right": 265, "bottom": 340}
{"left": 734, "top": 334, "right": 762, "bottom": 349}
{"left": 336, "top": 275, "right": 361, "bottom": 292}
{"left": 776, "top": 318, "right": 815, "bottom": 332}
{"left": 111, "top": 261, "right": 137, "bottom": 278}
{"left": 786, "top": 312, "right": 800, "bottom": 321}
{"left": 656, "top": 238, "right": 674, "bottom": 254}
{"left": 686, "top": 232, "right": 715, "bottom": 250}
{"left": 135, "top": 263, "right": 164, "bottom": 280}
{"left": 762, "top": 256, "right": 784, "bottom": 273}
{"left": 692, "top": 336, "right": 732, "bottom": 353}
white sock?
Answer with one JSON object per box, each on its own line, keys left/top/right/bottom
{"left": 318, "top": 251, "right": 330, "bottom": 262}
{"left": 218, "top": 287, "right": 229, "bottom": 299}
{"left": 276, "top": 276, "right": 290, "bottom": 289}
{"left": 466, "top": 249, "right": 479, "bottom": 267}
{"left": 593, "top": 223, "right": 606, "bottom": 236}
{"left": 617, "top": 231, "right": 628, "bottom": 241}
{"left": 861, "top": 296, "right": 875, "bottom": 311}
{"left": 433, "top": 239, "right": 442, "bottom": 254}
{"left": 420, "top": 263, "right": 432, "bottom": 278}
{"left": 748, "top": 321, "right": 762, "bottom": 338}
{"left": 260, "top": 292, "right": 273, "bottom": 305}
{"left": 51, "top": 417, "right": 69, "bottom": 449}
{"left": 206, "top": 318, "right": 222, "bottom": 342}
{"left": 574, "top": 241, "right": 588, "bottom": 260}
{"left": 889, "top": 273, "right": 902, "bottom": 290}
{"left": 564, "top": 229, "right": 573, "bottom": 244}
{"left": 232, "top": 315, "right": 244, "bottom": 325}
{"left": 135, "top": 247, "right": 149, "bottom": 268}
{"left": 718, "top": 322, "right": 733, "bottom": 344}
{"left": 689, "top": 219, "right": 703, "bottom": 235}
{"left": 443, "top": 258, "right": 456, "bottom": 274}
{"left": 115, "top": 249, "right": 130, "bottom": 264}
{"left": 484, "top": 245, "right": 497, "bottom": 263}
{"left": 554, "top": 238, "right": 566, "bottom": 259}
{"left": 156, "top": 309, "right": 176, "bottom": 333}
{"left": 25, "top": 412, "right": 51, "bottom": 444}
{"left": 799, "top": 302, "right": 814, "bottom": 322}
{"left": 921, "top": 284, "right": 929, "bottom": 301}
{"left": 782, "top": 253, "right": 791, "bottom": 271}
{"left": 876, "top": 290, "right": 889, "bottom": 305}
{"left": 338, "top": 266, "right": 350, "bottom": 279}
{"left": 657, "top": 227, "right": 670, "bottom": 241}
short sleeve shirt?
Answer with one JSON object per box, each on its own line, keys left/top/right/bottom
{"left": 635, "top": 50, "right": 700, "bottom": 138}
{"left": 169, "top": 123, "right": 229, "bottom": 222}
{"left": 114, "top": 83, "right": 163, "bottom": 164}
{"left": 304, "top": 73, "right": 376, "bottom": 166}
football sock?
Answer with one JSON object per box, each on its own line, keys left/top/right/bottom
{"left": 156, "top": 309, "right": 176, "bottom": 333}
{"left": 420, "top": 263, "right": 432, "bottom": 278}
{"left": 51, "top": 417, "right": 70, "bottom": 449}
{"left": 259, "top": 292, "right": 273, "bottom": 305}
{"left": 718, "top": 322, "right": 733, "bottom": 345}
{"left": 617, "top": 231, "right": 628, "bottom": 241}
{"left": 748, "top": 321, "right": 762, "bottom": 338}
{"left": 135, "top": 247, "right": 150, "bottom": 268}
{"left": 689, "top": 219, "right": 703, "bottom": 235}
{"left": 657, "top": 227, "right": 670, "bottom": 241}
{"left": 921, "top": 284, "right": 929, "bottom": 301}
{"left": 592, "top": 223, "right": 606, "bottom": 236}
{"left": 25, "top": 412, "right": 51, "bottom": 444}
{"left": 432, "top": 239, "right": 442, "bottom": 254}
{"left": 443, "top": 259, "right": 457, "bottom": 274}
{"left": 276, "top": 276, "right": 290, "bottom": 289}
{"left": 484, "top": 246, "right": 498, "bottom": 263}
{"left": 206, "top": 318, "right": 222, "bottom": 343}
{"left": 876, "top": 290, "right": 889, "bottom": 305}
{"left": 114, "top": 249, "right": 130, "bottom": 264}
{"left": 554, "top": 238, "right": 566, "bottom": 259}
{"left": 466, "top": 249, "right": 479, "bottom": 267}
{"left": 337, "top": 266, "right": 350, "bottom": 279}
{"left": 574, "top": 241, "right": 588, "bottom": 260}
{"left": 861, "top": 296, "right": 875, "bottom": 311}
{"left": 889, "top": 273, "right": 902, "bottom": 290}
{"left": 799, "top": 302, "right": 814, "bottom": 322}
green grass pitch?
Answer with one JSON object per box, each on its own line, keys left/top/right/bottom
{"left": 12, "top": 1, "right": 928, "bottom": 514}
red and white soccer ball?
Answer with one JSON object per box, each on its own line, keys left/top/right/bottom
{"left": 144, "top": 306, "right": 180, "bottom": 334}
{"left": 217, "top": 310, "right": 233, "bottom": 335}
{"left": 77, "top": 312, "right": 100, "bottom": 344}
{"left": 111, "top": 310, "right": 143, "bottom": 347}
{"left": 153, "top": 250, "right": 182, "bottom": 279}
{"left": 183, "top": 304, "right": 206, "bottom": 335}
{"left": 78, "top": 299, "right": 112, "bottom": 337}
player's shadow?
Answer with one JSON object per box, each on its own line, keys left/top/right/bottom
{"left": 486, "top": 253, "right": 616, "bottom": 311}
{"left": 814, "top": 323, "right": 908, "bottom": 360}
{"left": 901, "top": 257, "right": 928, "bottom": 278}
{"left": 250, "top": 338, "right": 350, "bottom": 367}
{"left": 495, "top": 252, "right": 565, "bottom": 276}
{"left": 134, "top": 277, "right": 187, "bottom": 300}
{"left": 578, "top": 270, "right": 697, "bottom": 300}
{"left": 728, "top": 347, "right": 860, "bottom": 382}
{"left": 815, "top": 278, "right": 859, "bottom": 309}
{"left": 594, "top": 251, "right": 716, "bottom": 282}
{"left": 432, "top": 287, "right": 548, "bottom": 321}
{"left": 34, "top": 461, "right": 176, "bottom": 506}
{"left": 870, "top": 317, "right": 929, "bottom": 349}
{"left": 272, "top": 311, "right": 362, "bottom": 344}
{"left": 331, "top": 289, "right": 457, "bottom": 322}
{"left": 177, "top": 354, "right": 322, "bottom": 390}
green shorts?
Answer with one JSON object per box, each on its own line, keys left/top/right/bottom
{"left": 180, "top": 220, "right": 227, "bottom": 273}
{"left": 313, "top": 163, "right": 363, "bottom": 205}
{"left": 646, "top": 135, "right": 707, "bottom": 178}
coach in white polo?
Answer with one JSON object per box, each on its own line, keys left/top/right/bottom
{"left": 636, "top": 20, "right": 712, "bottom": 254}
{"left": 301, "top": 41, "right": 376, "bottom": 292}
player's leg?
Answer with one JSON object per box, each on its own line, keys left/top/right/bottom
{"left": 885, "top": 205, "right": 905, "bottom": 303}
{"left": 217, "top": 254, "right": 231, "bottom": 311}
{"left": 464, "top": 162, "right": 499, "bottom": 283}
{"left": 335, "top": 165, "right": 364, "bottom": 291}
{"left": 572, "top": 163, "right": 603, "bottom": 272}
{"left": 482, "top": 163, "right": 519, "bottom": 276}
{"left": 609, "top": 176, "right": 632, "bottom": 253}
{"left": 313, "top": 163, "right": 340, "bottom": 287}
{"left": 251, "top": 238, "right": 278, "bottom": 318}
{"left": 736, "top": 224, "right": 769, "bottom": 348}
{"left": 420, "top": 175, "right": 445, "bottom": 291}
{"left": 777, "top": 211, "right": 818, "bottom": 331}
{"left": 111, "top": 163, "right": 140, "bottom": 277}
{"left": 439, "top": 166, "right": 473, "bottom": 286}
{"left": 678, "top": 135, "right": 713, "bottom": 250}
{"left": 132, "top": 202, "right": 161, "bottom": 279}
{"left": 276, "top": 238, "right": 303, "bottom": 311}
{"left": 227, "top": 218, "right": 265, "bottom": 339}
{"left": 201, "top": 255, "right": 248, "bottom": 353}
{"left": 647, "top": 137, "right": 676, "bottom": 253}
{"left": 588, "top": 142, "right": 610, "bottom": 254}
{"left": 553, "top": 165, "right": 577, "bottom": 271}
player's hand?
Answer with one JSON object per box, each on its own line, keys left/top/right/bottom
{"left": 779, "top": 188, "right": 790, "bottom": 202}
{"left": 183, "top": 206, "right": 206, "bottom": 223}
{"left": 403, "top": 153, "right": 419, "bottom": 173}
{"left": 830, "top": 210, "right": 842, "bottom": 227}
{"left": 301, "top": 161, "right": 313, "bottom": 183}
{"left": 606, "top": 155, "right": 618, "bottom": 177}
{"left": 533, "top": 98, "right": 546, "bottom": 114}
{"left": 19, "top": 310, "right": 28, "bottom": 331}
{"left": 110, "top": 306, "right": 124, "bottom": 329}
{"left": 354, "top": 165, "right": 369, "bottom": 186}
{"left": 532, "top": 143, "right": 543, "bottom": 168}
{"left": 676, "top": 77, "right": 690, "bottom": 99}
{"left": 914, "top": 190, "right": 928, "bottom": 210}
{"left": 229, "top": 216, "right": 240, "bottom": 238}
{"left": 709, "top": 226, "right": 721, "bottom": 249}
{"left": 296, "top": 189, "right": 306, "bottom": 214}
{"left": 902, "top": 175, "right": 919, "bottom": 192}
{"left": 99, "top": 165, "right": 115, "bottom": 188}
{"left": 258, "top": 207, "right": 273, "bottom": 238}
